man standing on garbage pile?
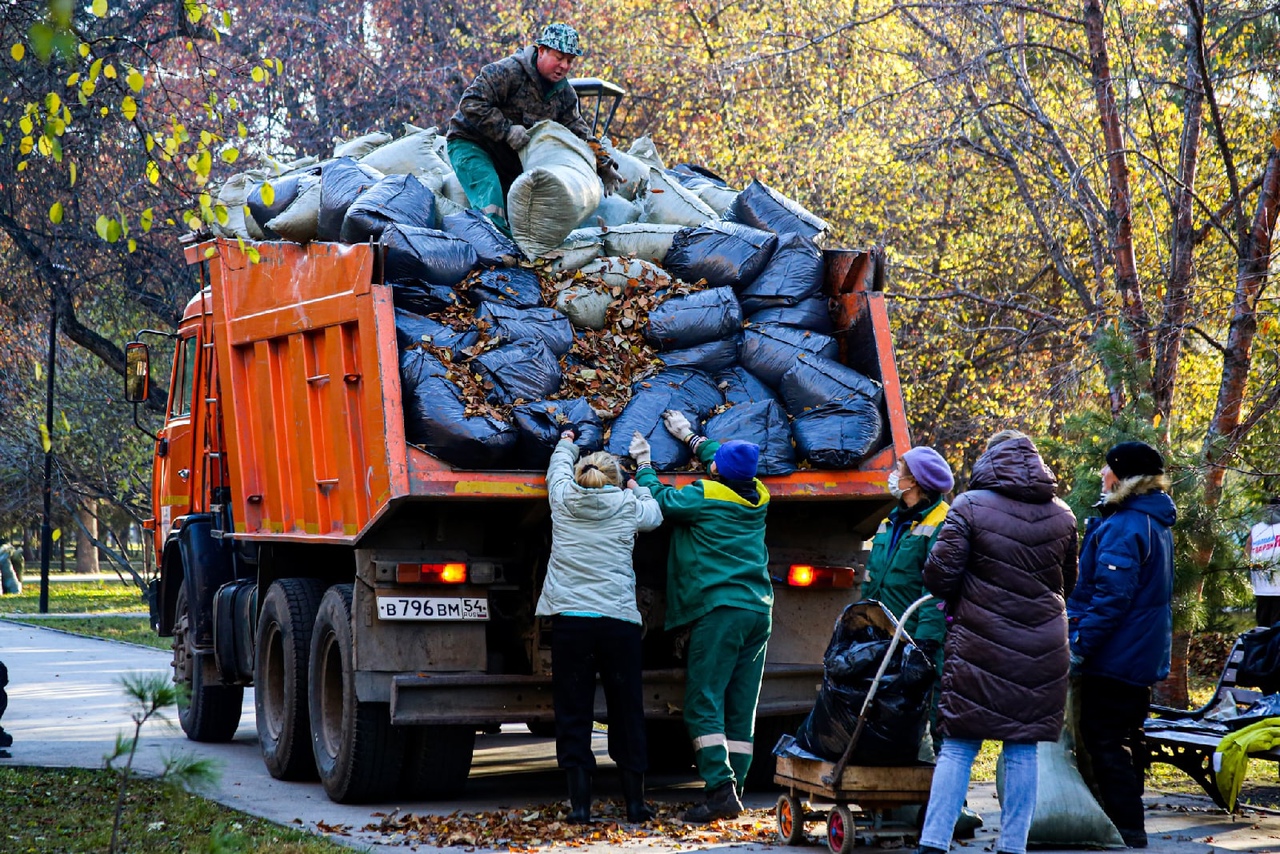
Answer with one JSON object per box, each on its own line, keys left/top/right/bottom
{"left": 1069, "top": 441, "right": 1176, "bottom": 850}
{"left": 1247, "top": 496, "right": 1280, "bottom": 627}
{"left": 916, "top": 430, "right": 1078, "bottom": 854}
{"left": 631, "top": 411, "right": 771, "bottom": 824}
{"left": 445, "top": 23, "right": 626, "bottom": 238}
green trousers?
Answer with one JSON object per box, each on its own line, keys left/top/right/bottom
{"left": 684, "top": 606, "right": 772, "bottom": 791}
{"left": 446, "top": 138, "right": 513, "bottom": 237}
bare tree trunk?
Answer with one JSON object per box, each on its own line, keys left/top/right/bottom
{"left": 1153, "top": 630, "right": 1192, "bottom": 707}
{"left": 75, "top": 501, "right": 100, "bottom": 575}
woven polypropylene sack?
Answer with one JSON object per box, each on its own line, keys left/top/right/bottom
{"left": 600, "top": 223, "right": 683, "bottom": 264}
{"left": 214, "top": 171, "right": 267, "bottom": 239}
{"left": 248, "top": 172, "right": 320, "bottom": 240}
{"left": 664, "top": 221, "right": 778, "bottom": 290}
{"left": 265, "top": 178, "right": 323, "bottom": 243}
{"left": 627, "top": 135, "right": 665, "bottom": 169}
{"left": 476, "top": 302, "right": 574, "bottom": 356}
{"left": 333, "top": 131, "right": 392, "bottom": 159}
{"left": 644, "top": 287, "right": 743, "bottom": 351}
{"left": 508, "top": 121, "right": 602, "bottom": 258}
{"left": 791, "top": 397, "right": 883, "bottom": 469}
{"left": 399, "top": 349, "right": 517, "bottom": 468}
{"left": 780, "top": 353, "right": 883, "bottom": 415}
{"left": 739, "top": 233, "right": 825, "bottom": 315}
{"left": 578, "top": 256, "right": 672, "bottom": 291}
{"left": 705, "top": 400, "right": 796, "bottom": 477}
{"left": 728, "top": 178, "right": 830, "bottom": 239}
{"left": 544, "top": 228, "right": 604, "bottom": 272}
{"left": 340, "top": 174, "right": 437, "bottom": 243}
{"left": 602, "top": 138, "right": 649, "bottom": 201}
{"left": 555, "top": 285, "right": 613, "bottom": 330}
{"left": 696, "top": 182, "right": 740, "bottom": 215}
{"left": 578, "top": 194, "right": 641, "bottom": 228}
{"left": 380, "top": 224, "right": 478, "bottom": 287}
{"left": 638, "top": 168, "right": 716, "bottom": 227}
{"left": 360, "top": 129, "right": 451, "bottom": 177}
{"left": 740, "top": 325, "right": 838, "bottom": 388}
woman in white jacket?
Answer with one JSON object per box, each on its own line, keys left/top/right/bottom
{"left": 537, "top": 431, "right": 663, "bottom": 825}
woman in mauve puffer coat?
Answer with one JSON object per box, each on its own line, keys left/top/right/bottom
{"left": 914, "top": 431, "right": 1077, "bottom": 854}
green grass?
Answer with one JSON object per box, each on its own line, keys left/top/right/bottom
{"left": 0, "top": 766, "right": 350, "bottom": 853}
{"left": 4, "top": 615, "right": 170, "bottom": 650}
{"left": 1, "top": 580, "right": 148, "bottom": 615}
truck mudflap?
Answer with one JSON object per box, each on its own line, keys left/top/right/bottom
{"left": 388, "top": 663, "right": 822, "bottom": 725}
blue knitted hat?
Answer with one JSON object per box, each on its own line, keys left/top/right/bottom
{"left": 715, "top": 440, "right": 760, "bottom": 480}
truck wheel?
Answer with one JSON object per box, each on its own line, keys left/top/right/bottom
{"left": 309, "top": 584, "right": 404, "bottom": 803}
{"left": 173, "top": 582, "right": 244, "bottom": 742}
{"left": 645, "top": 719, "right": 695, "bottom": 773}
{"left": 255, "top": 578, "right": 326, "bottom": 781}
{"left": 400, "top": 725, "right": 476, "bottom": 800}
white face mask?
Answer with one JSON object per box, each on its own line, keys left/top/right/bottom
{"left": 888, "top": 471, "right": 906, "bottom": 499}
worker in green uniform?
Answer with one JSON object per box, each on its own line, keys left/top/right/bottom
{"left": 630, "top": 410, "right": 772, "bottom": 824}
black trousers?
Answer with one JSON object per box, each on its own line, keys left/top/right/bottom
{"left": 551, "top": 615, "right": 647, "bottom": 773}
{"left": 1078, "top": 674, "right": 1151, "bottom": 833}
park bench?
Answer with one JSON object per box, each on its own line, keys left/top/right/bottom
{"left": 1144, "top": 628, "right": 1280, "bottom": 811}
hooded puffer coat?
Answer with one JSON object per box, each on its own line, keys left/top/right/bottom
{"left": 922, "top": 436, "right": 1079, "bottom": 742}
{"left": 536, "top": 440, "right": 664, "bottom": 624}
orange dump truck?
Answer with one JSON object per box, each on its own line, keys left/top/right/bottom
{"left": 125, "top": 236, "right": 910, "bottom": 804}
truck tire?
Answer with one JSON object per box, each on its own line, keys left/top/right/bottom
{"left": 308, "top": 584, "right": 404, "bottom": 803}
{"left": 645, "top": 719, "right": 695, "bottom": 774}
{"left": 255, "top": 578, "right": 326, "bottom": 781}
{"left": 173, "top": 582, "right": 244, "bottom": 742}
{"left": 400, "top": 725, "right": 476, "bottom": 800}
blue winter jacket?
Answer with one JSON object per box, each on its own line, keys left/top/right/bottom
{"left": 1068, "top": 484, "right": 1177, "bottom": 686}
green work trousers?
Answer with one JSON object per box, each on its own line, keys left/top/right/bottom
{"left": 446, "top": 138, "right": 513, "bottom": 237}
{"left": 684, "top": 606, "right": 772, "bottom": 792}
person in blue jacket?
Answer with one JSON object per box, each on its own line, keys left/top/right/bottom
{"left": 1068, "top": 441, "right": 1176, "bottom": 850}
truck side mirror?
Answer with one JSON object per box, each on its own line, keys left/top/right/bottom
{"left": 125, "top": 341, "right": 150, "bottom": 403}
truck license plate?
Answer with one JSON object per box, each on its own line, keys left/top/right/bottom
{"left": 376, "top": 596, "right": 489, "bottom": 621}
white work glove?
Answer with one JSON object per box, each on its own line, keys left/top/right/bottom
{"left": 599, "top": 161, "right": 626, "bottom": 196}
{"left": 662, "top": 409, "right": 694, "bottom": 442}
{"left": 506, "top": 124, "right": 530, "bottom": 150}
{"left": 629, "top": 431, "right": 652, "bottom": 466}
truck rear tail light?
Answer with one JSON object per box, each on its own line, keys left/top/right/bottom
{"left": 396, "top": 562, "right": 467, "bottom": 584}
{"left": 782, "top": 564, "right": 855, "bottom": 589}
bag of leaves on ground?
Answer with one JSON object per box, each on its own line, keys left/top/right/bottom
{"left": 391, "top": 281, "right": 461, "bottom": 315}
{"left": 664, "top": 221, "right": 778, "bottom": 291}
{"left": 443, "top": 210, "right": 522, "bottom": 267}
{"left": 340, "top": 174, "right": 437, "bottom": 243}
{"left": 509, "top": 121, "right": 602, "bottom": 258}
{"left": 601, "top": 223, "right": 683, "bottom": 264}
{"left": 477, "top": 302, "right": 573, "bottom": 356}
{"left": 657, "top": 336, "right": 741, "bottom": 373}
{"left": 473, "top": 339, "right": 562, "bottom": 405}
{"left": 728, "top": 178, "right": 830, "bottom": 240}
{"left": 400, "top": 349, "right": 517, "bottom": 468}
{"left": 791, "top": 396, "right": 884, "bottom": 469}
{"left": 248, "top": 171, "right": 321, "bottom": 240}
{"left": 738, "top": 233, "right": 825, "bottom": 315}
{"left": 715, "top": 366, "right": 779, "bottom": 406}
{"left": 747, "top": 295, "right": 834, "bottom": 333}
{"left": 780, "top": 353, "right": 883, "bottom": 415}
{"left": 462, "top": 267, "right": 544, "bottom": 308}
{"left": 739, "top": 325, "right": 839, "bottom": 388}
{"left": 645, "top": 287, "right": 743, "bottom": 351}
{"left": 265, "top": 178, "right": 324, "bottom": 243}
{"left": 317, "top": 157, "right": 385, "bottom": 241}
{"left": 794, "top": 601, "right": 936, "bottom": 765}
{"left": 381, "top": 224, "right": 478, "bottom": 287}
{"left": 394, "top": 309, "right": 479, "bottom": 357}
{"left": 705, "top": 399, "right": 795, "bottom": 476}
{"left": 511, "top": 398, "right": 605, "bottom": 469}
{"left": 360, "top": 127, "right": 451, "bottom": 177}
{"left": 639, "top": 167, "right": 716, "bottom": 227}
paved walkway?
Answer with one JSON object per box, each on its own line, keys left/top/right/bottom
{"left": 0, "top": 618, "right": 1276, "bottom": 852}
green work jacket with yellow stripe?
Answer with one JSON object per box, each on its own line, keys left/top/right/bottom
{"left": 862, "top": 496, "right": 949, "bottom": 647}
{"left": 636, "top": 439, "right": 773, "bottom": 630}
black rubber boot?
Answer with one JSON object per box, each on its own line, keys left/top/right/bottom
{"left": 621, "top": 769, "right": 655, "bottom": 822}
{"left": 680, "top": 781, "right": 743, "bottom": 823}
{"left": 566, "top": 767, "right": 593, "bottom": 824}
{"left": 1118, "top": 827, "right": 1148, "bottom": 849}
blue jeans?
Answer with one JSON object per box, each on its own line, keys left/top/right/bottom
{"left": 919, "top": 738, "right": 1038, "bottom": 854}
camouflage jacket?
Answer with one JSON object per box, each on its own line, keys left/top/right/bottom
{"left": 447, "top": 46, "right": 606, "bottom": 167}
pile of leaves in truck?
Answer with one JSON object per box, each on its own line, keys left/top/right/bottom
{"left": 210, "top": 125, "right": 885, "bottom": 472}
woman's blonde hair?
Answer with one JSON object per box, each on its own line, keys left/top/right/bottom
{"left": 575, "top": 451, "right": 624, "bottom": 488}
{"left": 986, "top": 428, "right": 1031, "bottom": 451}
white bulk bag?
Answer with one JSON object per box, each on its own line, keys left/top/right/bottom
{"left": 333, "top": 131, "right": 392, "bottom": 159}
{"left": 544, "top": 228, "right": 604, "bottom": 272}
{"left": 361, "top": 129, "right": 451, "bottom": 178}
{"left": 440, "top": 172, "right": 472, "bottom": 207}
{"left": 627, "top": 135, "right": 665, "bottom": 169}
{"left": 578, "top": 194, "right": 641, "bottom": 229}
{"left": 508, "top": 121, "right": 602, "bottom": 258}
{"left": 602, "top": 139, "right": 649, "bottom": 201}
{"left": 638, "top": 168, "right": 716, "bottom": 227}
{"left": 600, "top": 223, "right": 683, "bottom": 264}
{"left": 696, "top": 182, "right": 740, "bottom": 215}
{"left": 263, "top": 154, "right": 319, "bottom": 176}
{"left": 265, "top": 176, "right": 323, "bottom": 243}
{"left": 431, "top": 190, "right": 468, "bottom": 226}
{"left": 555, "top": 285, "right": 614, "bottom": 330}
{"left": 213, "top": 171, "right": 266, "bottom": 240}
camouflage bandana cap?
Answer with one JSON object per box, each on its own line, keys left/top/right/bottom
{"left": 536, "top": 23, "right": 583, "bottom": 57}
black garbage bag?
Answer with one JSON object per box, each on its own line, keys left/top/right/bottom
{"left": 1237, "top": 623, "right": 1280, "bottom": 694}
{"left": 739, "top": 325, "right": 838, "bottom": 388}
{"left": 477, "top": 302, "right": 574, "bottom": 356}
{"left": 340, "top": 174, "right": 436, "bottom": 243}
{"left": 715, "top": 366, "right": 778, "bottom": 406}
{"left": 394, "top": 309, "right": 479, "bottom": 357}
{"left": 670, "top": 163, "right": 729, "bottom": 186}
{"left": 633, "top": 368, "right": 723, "bottom": 418}
{"left": 382, "top": 224, "right": 478, "bottom": 287}
{"left": 780, "top": 353, "right": 883, "bottom": 415}
{"left": 399, "top": 349, "right": 517, "bottom": 468}
{"left": 791, "top": 396, "right": 884, "bottom": 469}
{"left": 747, "top": 296, "right": 834, "bottom": 333}
{"left": 738, "top": 233, "right": 825, "bottom": 315}
{"left": 463, "top": 267, "right": 544, "bottom": 308}
{"left": 317, "top": 157, "right": 384, "bottom": 241}
{"left": 444, "top": 210, "right": 522, "bottom": 267}
{"left": 664, "top": 221, "right": 778, "bottom": 291}
{"left": 794, "top": 601, "right": 936, "bottom": 765}
{"left": 658, "top": 336, "right": 741, "bottom": 373}
{"left": 644, "top": 287, "right": 742, "bottom": 351}
{"left": 511, "top": 398, "right": 604, "bottom": 470}
{"left": 248, "top": 172, "right": 319, "bottom": 240}
{"left": 605, "top": 385, "right": 699, "bottom": 471}
{"left": 473, "top": 339, "right": 562, "bottom": 405}
{"left": 727, "top": 178, "right": 830, "bottom": 240}
{"left": 391, "top": 280, "right": 461, "bottom": 315}
{"left": 705, "top": 399, "right": 795, "bottom": 476}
